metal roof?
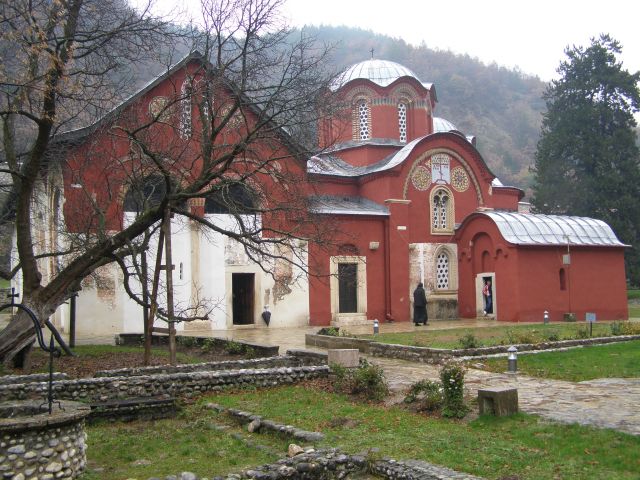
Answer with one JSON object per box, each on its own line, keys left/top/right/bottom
{"left": 483, "top": 212, "right": 626, "bottom": 247}
{"left": 308, "top": 136, "right": 423, "bottom": 177}
{"left": 309, "top": 195, "right": 389, "bottom": 216}
{"left": 433, "top": 117, "right": 458, "bottom": 133}
{"left": 331, "top": 59, "right": 421, "bottom": 91}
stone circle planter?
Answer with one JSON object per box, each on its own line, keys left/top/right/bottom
{"left": 0, "top": 400, "right": 90, "bottom": 480}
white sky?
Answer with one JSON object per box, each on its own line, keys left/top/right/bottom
{"left": 143, "top": 0, "right": 639, "bottom": 82}
{"left": 281, "top": 0, "right": 639, "bottom": 81}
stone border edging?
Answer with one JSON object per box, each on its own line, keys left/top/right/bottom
{"left": 94, "top": 355, "right": 324, "bottom": 378}
{"left": 206, "top": 403, "right": 324, "bottom": 443}
{"left": 306, "top": 333, "right": 640, "bottom": 363}
{"left": 0, "top": 372, "right": 68, "bottom": 386}
{"left": 0, "top": 366, "right": 331, "bottom": 403}
{"left": 150, "top": 448, "right": 485, "bottom": 480}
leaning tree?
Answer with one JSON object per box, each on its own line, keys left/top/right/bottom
{"left": 0, "top": 0, "right": 337, "bottom": 366}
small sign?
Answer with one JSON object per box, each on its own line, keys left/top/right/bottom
{"left": 585, "top": 312, "right": 597, "bottom": 323}
{"left": 562, "top": 254, "right": 571, "bottom": 265}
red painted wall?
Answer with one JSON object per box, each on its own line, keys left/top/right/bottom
{"left": 308, "top": 216, "right": 387, "bottom": 325}
{"left": 456, "top": 215, "right": 628, "bottom": 322}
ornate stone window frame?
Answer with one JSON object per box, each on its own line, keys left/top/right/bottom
{"left": 330, "top": 255, "right": 367, "bottom": 322}
{"left": 353, "top": 98, "right": 371, "bottom": 141}
{"left": 397, "top": 101, "right": 408, "bottom": 143}
{"left": 430, "top": 186, "right": 454, "bottom": 235}
{"left": 433, "top": 244, "right": 458, "bottom": 293}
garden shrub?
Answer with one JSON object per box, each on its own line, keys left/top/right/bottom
{"left": 458, "top": 333, "right": 481, "bottom": 349}
{"left": 440, "top": 362, "right": 469, "bottom": 418}
{"left": 319, "top": 327, "right": 340, "bottom": 336}
{"left": 224, "top": 340, "right": 246, "bottom": 355}
{"left": 200, "top": 338, "right": 217, "bottom": 353}
{"left": 404, "top": 379, "right": 444, "bottom": 412}
{"left": 610, "top": 321, "right": 640, "bottom": 336}
{"left": 331, "top": 359, "right": 389, "bottom": 402}
{"left": 576, "top": 326, "right": 590, "bottom": 339}
{"left": 542, "top": 330, "right": 560, "bottom": 342}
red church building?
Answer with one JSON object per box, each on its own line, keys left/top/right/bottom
{"left": 39, "top": 55, "right": 628, "bottom": 337}
{"left": 306, "top": 59, "right": 628, "bottom": 325}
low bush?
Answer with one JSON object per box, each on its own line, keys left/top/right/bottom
{"left": 331, "top": 359, "right": 389, "bottom": 402}
{"left": 440, "top": 362, "right": 469, "bottom": 419}
{"left": 542, "top": 330, "right": 560, "bottom": 342}
{"left": 610, "top": 321, "right": 640, "bottom": 336}
{"left": 458, "top": 333, "right": 481, "bottom": 349}
{"left": 404, "top": 379, "right": 444, "bottom": 412}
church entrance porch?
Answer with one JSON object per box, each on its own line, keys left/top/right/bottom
{"left": 476, "top": 273, "right": 496, "bottom": 318}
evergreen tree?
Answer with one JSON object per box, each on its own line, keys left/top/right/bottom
{"left": 532, "top": 35, "right": 640, "bottom": 284}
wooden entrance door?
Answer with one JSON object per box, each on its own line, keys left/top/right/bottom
{"left": 232, "top": 273, "right": 254, "bottom": 325}
{"left": 338, "top": 263, "right": 358, "bottom": 313}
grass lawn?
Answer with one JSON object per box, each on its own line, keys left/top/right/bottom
{"left": 475, "top": 340, "right": 640, "bottom": 381}
{"left": 79, "top": 384, "right": 640, "bottom": 480}
{"left": 628, "top": 305, "right": 640, "bottom": 317}
{"left": 357, "top": 322, "right": 621, "bottom": 349}
{"left": 628, "top": 289, "right": 640, "bottom": 300}
{"left": 81, "top": 412, "right": 284, "bottom": 479}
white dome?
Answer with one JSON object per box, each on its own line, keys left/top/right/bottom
{"left": 331, "top": 59, "right": 421, "bottom": 91}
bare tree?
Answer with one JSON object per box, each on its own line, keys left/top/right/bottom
{"left": 0, "top": 0, "right": 337, "bottom": 366}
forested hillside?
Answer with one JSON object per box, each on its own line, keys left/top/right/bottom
{"left": 307, "top": 26, "right": 547, "bottom": 193}
{"left": 118, "top": 25, "right": 549, "bottom": 195}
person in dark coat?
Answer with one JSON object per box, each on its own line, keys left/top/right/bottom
{"left": 413, "top": 283, "right": 428, "bottom": 326}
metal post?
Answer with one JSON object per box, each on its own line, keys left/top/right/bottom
{"left": 373, "top": 319, "right": 379, "bottom": 335}
{"left": 543, "top": 310, "right": 549, "bottom": 324}
{"left": 508, "top": 346, "right": 518, "bottom": 373}
{"left": 69, "top": 294, "right": 77, "bottom": 348}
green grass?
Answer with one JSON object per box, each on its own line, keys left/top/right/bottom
{"left": 201, "top": 385, "right": 640, "bottom": 480}
{"left": 0, "top": 278, "right": 9, "bottom": 289}
{"left": 476, "top": 340, "right": 640, "bottom": 381}
{"left": 81, "top": 408, "right": 283, "bottom": 479}
{"left": 627, "top": 289, "right": 640, "bottom": 300}
{"left": 628, "top": 305, "right": 640, "bottom": 318}
{"left": 357, "top": 323, "right": 619, "bottom": 349}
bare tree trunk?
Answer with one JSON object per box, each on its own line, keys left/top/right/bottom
{"left": 144, "top": 225, "right": 165, "bottom": 365}
{"left": 163, "top": 209, "right": 176, "bottom": 365}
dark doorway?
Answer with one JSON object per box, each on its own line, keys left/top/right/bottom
{"left": 232, "top": 273, "right": 254, "bottom": 325}
{"left": 338, "top": 263, "right": 358, "bottom": 313}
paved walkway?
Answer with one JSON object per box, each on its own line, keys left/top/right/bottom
{"left": 367, "top": 356, "right": 640, "bottom": 436}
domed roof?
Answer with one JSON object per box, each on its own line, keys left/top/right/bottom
{"left": 433, "top": 117, "right": 459, "bottom": 133}
{"left": 331, "top": 59, "right": 421, "bottom": 91}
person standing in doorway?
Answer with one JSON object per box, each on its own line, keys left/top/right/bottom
{"left": 413, "top": 282, "right": 428, "bottom": 326}
{"left": 483, "top": 279, "right": 493, "bottom": 315}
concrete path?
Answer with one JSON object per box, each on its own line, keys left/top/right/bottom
{"left": 367, "top": 355, "right": 640, "bottom": 436}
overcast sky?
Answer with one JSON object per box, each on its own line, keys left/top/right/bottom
{"left": 281, "top": 0, "right": 639, "bottom": 81}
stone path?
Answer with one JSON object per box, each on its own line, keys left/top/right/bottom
{"left": 367, "top": 356, "right": 640, "bottom": 436}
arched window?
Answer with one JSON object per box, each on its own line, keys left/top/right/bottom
{"left": 398, "top": 102, "right": 407, "bottom": 143}
{"left": 180, "top": 79, "right": 193, "bottom": 139}
{"left": 431, "top": 187, "right": 454, "bottom": 233}
{"left": 435, "top": 250, "right": 450, "bottom": 290}
{"left": 204, "top": 183, "right": 257, "bottom": 214}
{"left": 123, "top": 175, "right": 166, "bottom": 212}
{"left": 355, "top": 100, "right": 370, "bottom": 140}
{"left": 559, "top": 268, "right": 567, "bottom": 291}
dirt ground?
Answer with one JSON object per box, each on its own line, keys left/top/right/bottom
{"left": 6, "top": 346, "right": 248, "bottom": 379}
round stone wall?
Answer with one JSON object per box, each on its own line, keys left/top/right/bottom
{"left": 0, "top": 400, "right": 90, "bottom": 480}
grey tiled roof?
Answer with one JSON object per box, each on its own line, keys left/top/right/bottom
{"left": 483, "top": 212, "right": 627, "bottom": 247}
{"left": 309, "top": 195, "right": 389, "bottom": 216}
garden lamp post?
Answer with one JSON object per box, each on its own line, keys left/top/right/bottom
{"left": 544, "top": 310, "right": 549, "bottom": 324}
{"left": 373, "top": 319, "right": 379, "bottom": 335}
{"left": 508, "top": 346, "right": 518, "bottom": 373}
